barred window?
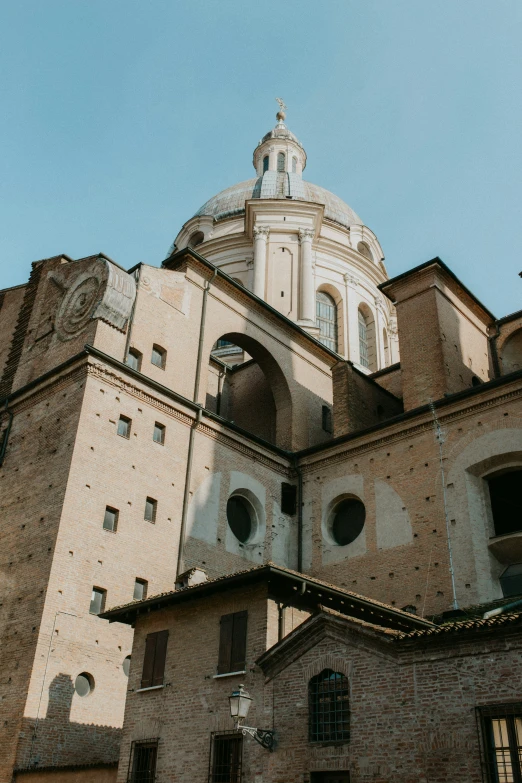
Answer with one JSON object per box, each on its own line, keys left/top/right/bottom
{"left": 128, "top": 739, "right": 158, "bottom": 783}
{"left": 316, "top": 291, "right": 338, "bottom": 352}
{"left": 309, "top": 669, "right": 350, "bottom": 743}
{"left": 477, "top": 704, "right": 522, "bottom": 782}
{"left": 358, "top": 309, "right": 369, "bottom": 368}
{"left": 209, "top": 732, "right": 242, "bottom": 783}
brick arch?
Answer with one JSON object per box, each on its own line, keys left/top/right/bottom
{"left": 302, "top": 653, "right": 353, "bottom": 683}
{"left": 210, "top": 331, "right": 293, "bottom": 449}
{"left": 499, "top": 327, "right": 522, "bottom": 374}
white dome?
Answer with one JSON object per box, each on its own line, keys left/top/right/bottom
{"left": 194, "top": 176, "right": 362, "bottom": 230}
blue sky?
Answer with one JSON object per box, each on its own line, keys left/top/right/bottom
{"left": 0, "top": 0, "right": 520, "bottom": 316}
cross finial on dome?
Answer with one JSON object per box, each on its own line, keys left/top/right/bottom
{"left": 275, "top": 97, "right": 287, "bottom": 123}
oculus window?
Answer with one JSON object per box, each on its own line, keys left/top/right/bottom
{"left": 226, "top": 496, "right": 255, "bottom": 543}
{"left": 74, "top": 672, "right": 94, "bottom": 697}
{"left": 330, "top": 499, "right": 365, "bottom": 546}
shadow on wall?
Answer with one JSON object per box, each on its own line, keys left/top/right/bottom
{"left": 17, "top": 674, "right": 121, "bottom": 771}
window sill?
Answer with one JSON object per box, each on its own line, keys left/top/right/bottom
{"left": 213, "top": 671, "right": 246, "bottom": 679}
{"left": 136, "top": 685, "right": 164, "bottom": 693}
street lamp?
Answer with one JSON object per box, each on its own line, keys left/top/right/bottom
{"left": 228, "top": 684, "right": 274, "bottom": 751}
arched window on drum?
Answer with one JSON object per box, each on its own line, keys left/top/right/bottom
{"left": 316, "top": 291, "right": 338, "bottom": 352}
{"left": 277, "top": 152, "right": 286, "bottom": 172}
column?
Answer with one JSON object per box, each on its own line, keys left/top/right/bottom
{"left": 252, "top": 226, "right": 269, "bottom": 299}
{"left": 299, "top": 228, "right": 315, "bottom": 323}
{"left": 344, "top": 273, "right": 361, "bottom": 362}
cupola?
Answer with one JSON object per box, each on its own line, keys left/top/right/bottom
{"left": 252, "top": 99, "right": 307, "bottom": 178}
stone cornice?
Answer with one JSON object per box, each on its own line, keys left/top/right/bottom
{"left": 298, "top": 382, "right": 522, "bottom": 473}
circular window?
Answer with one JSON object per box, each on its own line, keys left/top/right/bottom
{"left": 122, "top": 656, "right": 131, "bottom": 677}
{"left": 74, "top": 672, "right": 94, "bottom": 697}
{"left": 331, "top": 498, "right": 366, "bottom": 546}
{"left": 227, "top": 496, "right": 254, "bottom": 543}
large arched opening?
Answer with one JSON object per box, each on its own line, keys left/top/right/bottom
{"left": 206, "top": 332, "right": 292, "bottom": 448}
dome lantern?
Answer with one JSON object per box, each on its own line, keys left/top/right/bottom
{"left": 252, "top": 99, "right": 307, "bottom": 177}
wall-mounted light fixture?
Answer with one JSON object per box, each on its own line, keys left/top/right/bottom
{"left": 229, "top": 684, "right": 274, "bottom": 751}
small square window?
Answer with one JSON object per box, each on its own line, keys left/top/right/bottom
{"left": 153, "top": 422, "right": 165, "bottom": 444}
{"left": 103, "top": 506, "right": 119, "bottom": 532}
{"left": 144, "top": 497, "right": 157, "bottom": 523}
{"left": 117, "top": 415, "right": 131, "bottom": 438}
{"left": 151, "top": 344, "right": 166, "bottom": 370}
{"left": 89, "top": 587, "right": 106, "bottom": 615}
{"left": 133, "top": 578, "right": 148, "bottom": 601}
{"left": 126, "top": 348, "right": 142, "bottom": 371}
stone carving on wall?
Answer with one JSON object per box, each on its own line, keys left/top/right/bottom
{"left": 54, "top": 257, "right": 136, "bottom": 341}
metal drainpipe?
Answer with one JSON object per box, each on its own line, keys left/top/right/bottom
{"left": 123, "top": 265, "right": 141, "bottom": 364}
{"left": 176, "top": 407, "right": 202, "bottom": 579}
{"left": 294, "top": 457, "right": 304, "bottom": 573}
{"left": 216, "top": 366, "right": 226, "bottom": 417}
{"left": 489, "top": 321, "right": 501, "bottom": 379}
{"left": 193, "top": 269, "right": 218, "bottom": 403}
{"left": 0, "top": 398, "right": 13, "bottom": 467}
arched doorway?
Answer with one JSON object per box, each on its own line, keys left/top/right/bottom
{"left": 206, "top": 332, "right": 292, "bottom": 448}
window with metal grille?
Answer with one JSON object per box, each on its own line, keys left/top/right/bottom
{"left": 127, "top": 739, "right": 158, "bottom": 783}
{"left": 89, "top": 587, "right": 106, "bottom": 615}
{"left": 309, "top": 669, "right": 350, "bottom": 743}
{"left": 477, "top": 704, "right": 522, "bottom": 782}
{"left": 277, "top": 152, "right": 285, "bottom": 172}
{"left": 127, "top": 348, "right": 142, "bottom": 372}
{"left": 134, "top": 578, "right": 148, "bottom": 601}
{"left": 103, "top": 506, "right": 119, "bottom": 532}
{"left": 118, "top": 415, "right": 131, "bottom": 438}
{"left": 209, "top": 732, "right": 242, "bottom": 783}
{"left": 358, "top": 309, "right": 369, "bottom": 368}
{"left": 316, "top": 292, "right": 338, "bottom": 352}
{"left": 153, "top": 422, "right": 165, "bottom": 444}
{"left": 144, "top": 497, "right": 157, "bottom": 523}
{"left": 151, "top": 344, "right": 166, "bottom": 369}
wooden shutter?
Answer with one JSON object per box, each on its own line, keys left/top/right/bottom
{"left": 230, "top": 611, "right": 248, "bottom": 673}
{"left": 152, "top": 630, "right": 169, "bottom": 686}
{"left": 217, "top": 613, "right": 234, "bottom": 674}
{"left": 141, "top": 633, "right": 157, "bottom": 688}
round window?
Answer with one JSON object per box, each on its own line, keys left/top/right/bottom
{"left": 74, "top": 672, "right": 94, "bottom": 697}
{"left": 331, "top": 498, "right": 366, "bottom": 546}
{"left": 122, "top": 656, "right": 131, "bottom": 677}
{"left": 227, "top": 496, "right": 254, "bottom": 543}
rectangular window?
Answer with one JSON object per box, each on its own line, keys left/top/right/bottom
{"left": 117, "top": 415, "right": 132, "bottom": 438}
{"left": 478, "top": 704, "right": 522, "bottom": 783}
{"left": 134, "top": 578, "right": 148, "bottom": 601}
{"left": 89, "top": 587, "right": 106, "bottom": 615}
{"left": 209, "top": 733, "right": 242, "bottom": 783}
{"left": 281, "top": 482, "right": 297, "bottom": 516}
{"left": 141, "top": 630, "right": 169, "bottom": 688}
{"left": 128, "top": 739, "right": 158, "bottom": 783}
{"left": 153, "top": 422, "right": 165, "bottom": 445}
{"left": 151, "top": 344, "right": 166, "bottom": 369}
{"left": 144, "top": 497, "right": 157, "bottom": 523}
{"left": 103, "top": 506, "right": 119, "bottom": 532}
{"left": 322, "top": 405, "right": 333, "bottom": 434}
{"left": 127, "top": 348, "right": 142, "bottom": 372}
{"left": 217, "top": 611, "right": 247, "bottom": 675}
